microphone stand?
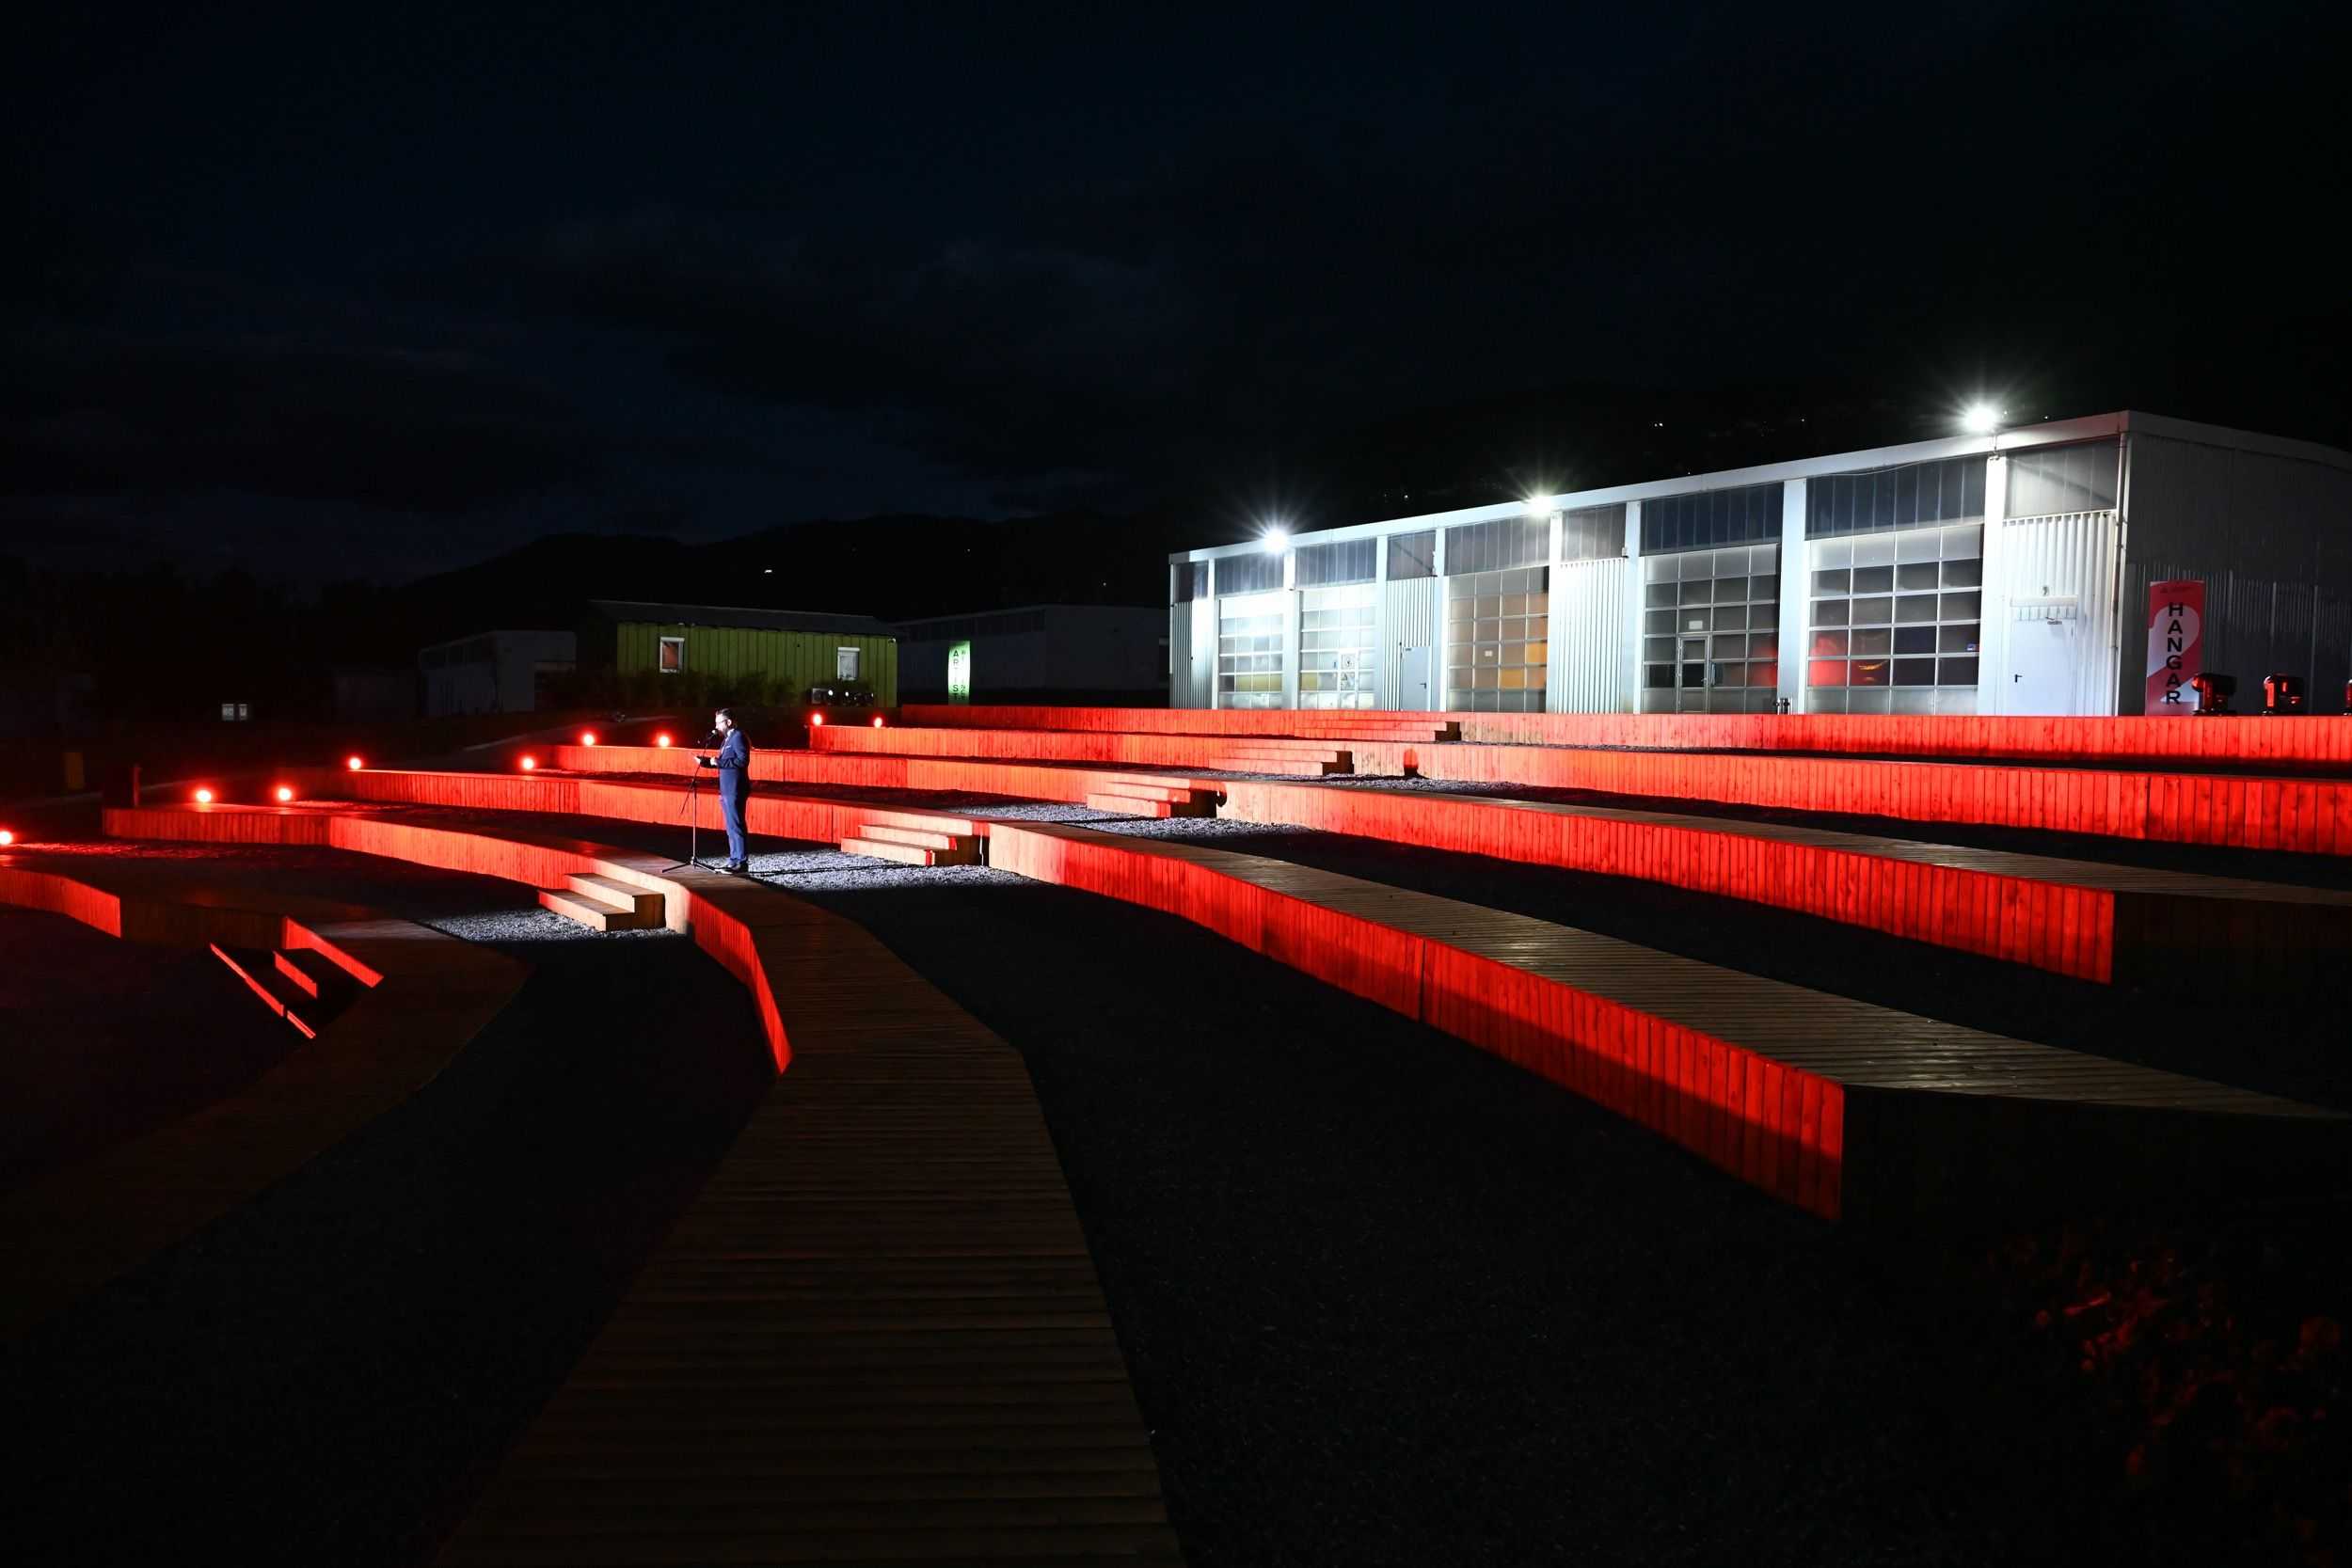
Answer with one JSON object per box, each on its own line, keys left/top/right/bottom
{"left": 666, "top": 735, "right": 718, "bottom": 872}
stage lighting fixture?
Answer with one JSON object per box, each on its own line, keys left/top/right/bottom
{"left": 655, "top": 733, "right": 672, "bottom": 747}
{"left": 2189, "top": 672, "right": 2236, "bottom": 714}
{"left": 581, "top": 731, "right": 597, "bottom": 746}
{"left": 275, "top": 785, "right": 294, "bottom": 802}
{"left": 346, "top": 755, "right": 364, "bottom": 770}
{"left": 195, "top": 787, "right": 215, "bottom": 803}
{"left": 520, "top": 755, "right": 537, "bottom": 770}
{"left": 2263, "top": 673, "right": 2306, "bottom": 715}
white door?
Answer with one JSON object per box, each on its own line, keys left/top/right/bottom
{"left": 1400, "top": 645, "right": 1431, "bottom": 710}
{"left": 2007, "top": 615, "right": 2080, "bottom": 715}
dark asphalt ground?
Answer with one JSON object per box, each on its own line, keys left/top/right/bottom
{"left": 796, "top": 874, "right": 2112, "bottom": 1568}
{"left": 0, "top": 908, "right": 297, "bottom": 1186}
{"left": 2, "top": 924, "right": 772, "bottom": 1567}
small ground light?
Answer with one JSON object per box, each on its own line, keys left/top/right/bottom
{"left": 276, "top": 785, "right": 294, "bottom": 802}
{"left": 581, "top": 731, "right": 597, "bottom": 746}
{"left": 520, "top": 755, "right": 537, "bottom": 770}
{"left": 346, "top": 754, "right": 364, "bottom": 770}
{"left": 0, "top": 830, "right": 15, "bottom": 846}
{"left": 195, "top": 787, "right": 215, "bottom": 803}
{"left": 871, "top": 715, "right": 884, "bottom": 727}
{"left": 655, "top": 733, "right": 672, "bottom": 747}
{"left": 810, "top": 712, "right": 825, "bottom": 726}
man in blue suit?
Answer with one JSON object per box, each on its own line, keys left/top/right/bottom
{"left": 695, "top": 706, "right": 754, "bottom": 875}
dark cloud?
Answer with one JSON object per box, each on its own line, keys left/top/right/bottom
{"left": 0, "top": 327, "right": 595, "bottom": 511}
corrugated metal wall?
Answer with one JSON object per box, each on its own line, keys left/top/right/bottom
{"left": 1548, "top": 556, "right": 1628, "bottom": 712}
{"left": 1381, "top": 578, "right": 1439, "bottom": 708}
{"left": 1168, "top": 605, "right": 1194, "bottom": 706}
{"left": 2122, "top": 434, "right": 2352, "bottom": 708}
{"left": 618, "top": 622, "right": 899, "bottom": 705}
{"left": 1988, "top": 510, "right": 2122, "bottom": 716}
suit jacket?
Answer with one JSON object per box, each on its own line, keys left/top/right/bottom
{"left": 711, "top": 729, "right": 752, "bottom": 800}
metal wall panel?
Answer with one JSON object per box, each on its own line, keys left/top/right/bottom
{"left": 2120, "top": 433, "right": 2352, "bottom": 708}
{"left": 1986, "top": 510, "right": 2122, "bottom": 716}
{"left": 1168, "top": 605, "right": 1195, "bottom": 706}
{"left": 1549, "top": 556, "right": 1628, "bottom": 712}
{"left": 618, "top": 623, "right": 899, "bottom": 705}
{"left": 1380, "top": 577, "right": 1440, "bottom": 708}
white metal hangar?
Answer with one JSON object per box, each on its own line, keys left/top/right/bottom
{"left": 1167, "top": 411, "right": 2352, "bottom": 717}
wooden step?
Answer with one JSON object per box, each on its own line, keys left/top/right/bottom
{"left": 272, "top": 946, "right": 348, "bottom": 1000}
{"left": 210, "top": 942, "right": 317, "bottom": 1038}
{"left": 538, "top": 885, "right": 657, "bottom": 932}
{"left": 858, "top": 825, "right": 966, "bottom": 851}
{"left": 566, "top": 871, "right": 665, "bottom": 927}
{"left": 838, "top": 835, "right": 944, "bottom": 866}
{"left": 1087, "top": 793, "right": 1178, "bottom": 817}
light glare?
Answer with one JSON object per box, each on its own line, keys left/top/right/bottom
{"left": 275, "top": 786, "right": 294, "bottom": 802}
{"left": 1963, "top": 403, "right": 2002, "bottom": 436}
{"left": 0, "top": 830, "right": 15, "bottom": 847}
{"left": 655, "top": 733, "right": 672, "bottom": 747}
{"left": 520, "top": 755, "right": 537, "bottom": 771}
{"left": 1261, "top": 526, "right": 1289, "bottom": 554}
{"left": 580, "top": 731, "right": 597, "bottom": 746}
{"left": 346, "top": 755, "right": 363, "bottom": 770}
{"left": 194, "top": 788, "right": 215, "bottom": 803}
{"left": 810, "top": 712, "right": 825, "bottom": 727}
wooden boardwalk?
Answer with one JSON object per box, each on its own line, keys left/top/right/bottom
{"left": 92, "top": 802, "right": 1176, "bottom": 1562}
{"left": 985, "top": 821, "right": 2345, "bottom": 1225}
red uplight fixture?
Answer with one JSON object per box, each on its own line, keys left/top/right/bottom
{"left": 871, "top": 715, "right": 884, "bottom": 728}
{"left": 581, "top": 731, "right": 597, "bottom": 746}
{"left": 0, "top": 830, "right": 15, "bottom": 847}
{"left": 655, "top": 733, "right": 673, "bottom": 748}
{"left": 346, "top": 754, "right": 364, "bottom": 770}
{"left": 520, "top": 755, "right": 538, "bottom": 771}
{"left": 275, "top": 785, "right": 294, "bottom": 802}
{"left": 810, "top": 712, "right": 826, "bottom": 727}
{"left": 195, "top": 787, "right": 215, "bottom": 803}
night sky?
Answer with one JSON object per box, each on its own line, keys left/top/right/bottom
{"left": 6, "top": 1, "right": 2341, "bottom": 587}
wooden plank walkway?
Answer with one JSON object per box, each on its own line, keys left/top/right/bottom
{"left": 93, "top": 802, "right": 1176, "bottom": 1562}
{"left": 1209, "top": 779, "right": 2352, "bottom": 988}
{"left": 985, "top": 821, "right": 2345, "bottom": 1225}
{"left": 0, "top": 860, "right": 524, "bottom": 1338}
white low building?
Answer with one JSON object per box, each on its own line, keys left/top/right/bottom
{"left": 1167, "top": 411, "right": 2352, "bottom": 717}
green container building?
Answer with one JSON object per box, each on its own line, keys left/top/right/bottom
{"left": 587, "top": 600, "right": 898, "bottom": 705}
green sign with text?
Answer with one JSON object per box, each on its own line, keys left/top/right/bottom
{"left": 946, "top": 640, "right": 972, "bottom": 704}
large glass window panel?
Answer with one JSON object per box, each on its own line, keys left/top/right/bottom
{"left": 1896, "top": 595, "right": 1938, "bottom": 623}
{"left": 1894, "top": 658, "right": 1936, "bottom": 686}
{"left": 1942, "top": 559, "right": 1982, "bottom": 588}
{"left": 1813, "top": 599, "right": 1848, "bottom": 626}
{"left": 1851, "top": 627, "right": 1891, "bottom": 656}
{"left": 1851, "top": 596, "right": 1892, "bottom": 624}
{"left": 1895, "top": 626, "right": 1936, "bottom": 655}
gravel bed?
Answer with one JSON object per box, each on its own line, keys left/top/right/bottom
{"left": 421, "top": 907, "right": 684, "bottom": 942}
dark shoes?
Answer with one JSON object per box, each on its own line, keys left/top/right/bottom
{"left": 722, "top": 861, "right": 751, "bottom": 876}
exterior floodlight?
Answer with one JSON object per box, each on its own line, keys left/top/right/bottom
{"left": 346, "top": 754, "right": 364, "bottom": 770}
{"left": 1261, "top": 526, "right": 1289, "bottom": 554}
{"left": 655, "top": 733, "right": 673, "bottom": 747}
{"left": 1525, "top": 496, "right": 1553, "bottom": 518}
{"left": 194, "top": 787, "right": 215, "bottom": 803}
{"left": 1963, "top": 403, "right": 2002, "bottom": 436}
{"left": 275, "top": 785, "right": 294, "bottom": 802}
{"left": 0, "top": 830, "right": 15, "bottom": 847}
{"left": 580, "top": 731, "right": 597, "bottom": 747}
{"left": 810, "top": 712, "right": 826, "bottom": 727}
{"left": 520, "top": 755, "right": 537, "bottom": 771}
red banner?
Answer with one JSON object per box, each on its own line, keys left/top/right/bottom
{"left": 2144, "top": 580, "right": 2204, "bottom": 715}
